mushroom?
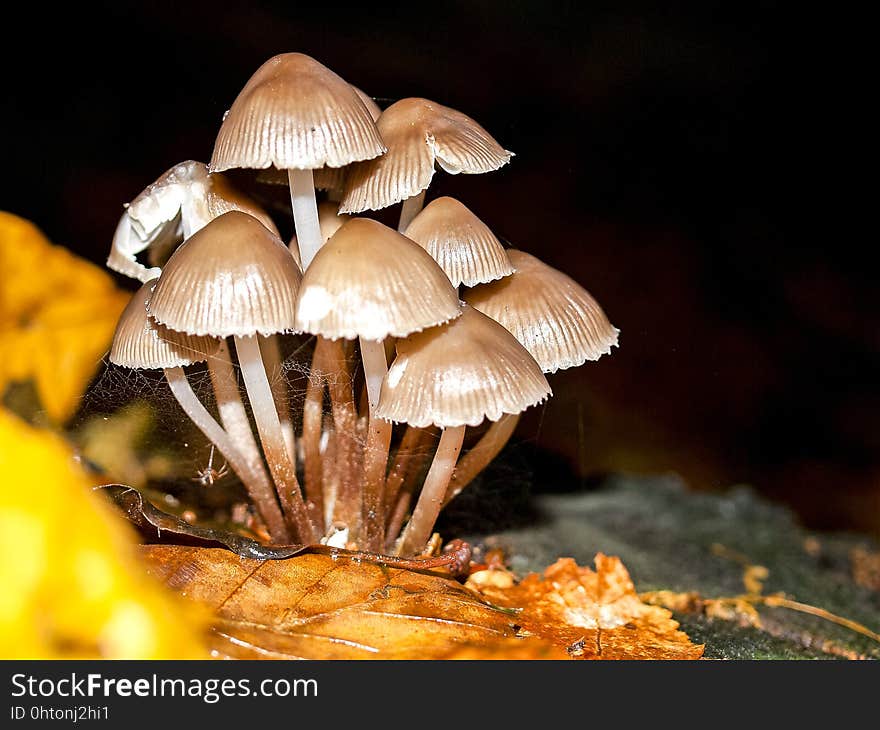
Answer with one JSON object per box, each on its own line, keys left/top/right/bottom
{"left": 109, "top": 279, "right": 289, "bottom": 543}
{"left": 294, "top": 217, "right": 461, "bottom": 549}
{"left": 288, "top": 201, "right": 351, "bottom": 269}
{"left": 340, "top": 97, "right": 513, "bottom": 231}
{"left": 403, "top": 195, "right": 514, "bottom": 289}
{"left": 148, "top": 211, "right": 316, "bottom": 542}
{"left": 106, "top": 160, "right": 278, "bottom": 283}
{"left": 452, "top": 248, "right": 620, "bottom": 501}
{"left": 376, "top": 304, "right": 550, "bottom": 556}
{"left": 209, "top": 53, "right": 386, "bottom": 269}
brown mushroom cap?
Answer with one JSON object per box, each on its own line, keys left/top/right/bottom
{"left": 210, "top": 53, "right": 386, "bottom": 173}
{"left": 463, "top": 249, "right": 619, "bottom": 373}
{"left": 403, "top": 196, "right": 514, "bottom": 287}
{"left": 148, "top": 211, "right": 301, "bottom": 338}
{"left": 110, "top": 279, "right": 219, "bottom": 369}
{"left": 376, "top": 304, "right": 550, "bottom": 428}
{"left": 254, "top": 84, "right": 382, "bottom": 193}
{"left": 294, "top": 217, "right": 461, "bottom": 341}
{"left": 340, "top": 97, "right": 513, "bottom": 214}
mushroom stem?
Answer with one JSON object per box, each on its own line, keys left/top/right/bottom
{"left": 288, "top": 168, "right": 322, "bottom": 269}
{"left": 206, "top": 339, "right": 267, "bottom": 482}
{"left": 443, "top": 413, "right": 520, "bottom": 507}
{"left": 324, "top": 339, "right": 362, "bottom": 532}
{"left": 384, "top": 426, "right": 433, "bottom": 550}
{"left": 397, "top": 190, "right": 426, "bottom": 233}
{"left": 359, "top": 337, "right": 392, "bottom": 550}
{"left": 301, "top": 341, "right": 326, "bottom": 530}
{"left": 164, "top": 365, "right": 289, "bottom": 543}
{"left": 396, "top": 425, "right": 466, "bottom": 557}
{"left": 233, "top": 334, "right": 316, "bottom": 542}
{"left": 259, "top": 335, "right": 296, "bottom": 465}
{"left": 384, "top": 425, "right": 430, "bottom": 511}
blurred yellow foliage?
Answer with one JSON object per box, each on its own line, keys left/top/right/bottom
{"left": 0, "top": 212, "right": 130, "bottom": 424}
{"left": 0, "top": 407, "right": 208, "bottom": 658}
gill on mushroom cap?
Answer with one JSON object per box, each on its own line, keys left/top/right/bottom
{"left": 463, "top": 249, "right": 620, "bottom": 373}
{"left": 107, "top": 160, "right": 279, "bottom": 284}
{"left": 294, "top": 217, "right": 461, "bottom": 341}
{"left": 147, "top": 211, "right": 300, "bottom": 339}
{"left": 403, "top": 196, "right": 514, "bottom": 288}
{"left": 376, "top": 304, "right": 551, "bottom": 429}
{"left": 209, "top": 53, "right": 385, "bottom": 173}
{"left": 339, "top": 97, "right": 513, "bottom": 215}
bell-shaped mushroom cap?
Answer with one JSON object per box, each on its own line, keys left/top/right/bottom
{"left": 376, "top": 304, "right": 550, "bottom": 428}
{"left": 210, "top": 53, "right": 386, "bottom": 173}
{"left": 403, "top": 196, "right": 514, "bottom": 287}
{"left": 110, "top": 279, "right": 219, "bottom": 369}
{"left": 294, "top": 217, "right": 461, "bottom": 341}
{"left": 464, "top": 249, "right": 619, "bottom": 373}
{"left": 340, "top": 98, "right": 513, "bottom": 214}
{"left": 254, "top": 84, "right": 382, "bottom": 192}
{"left": 148, "top": 211, "right": 301, "bottom": 338}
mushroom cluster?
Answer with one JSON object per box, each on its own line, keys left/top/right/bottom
{"left": 106, "top": 53, "right": 619, "bottom": 556}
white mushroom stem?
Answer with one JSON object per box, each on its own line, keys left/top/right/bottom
{"left": 443, "top": 413, "right": 520, "bottom": 507}
{"left": 234, "top": 334, "right": 315, "bottom": 542}
{"left": 288, "top": 168, "right": 322, "bottom": 269}
{"left": 397, "top": 190, "right": 426, "bottom": 233}
{"left": 301, "top": 347, "right": 326, "bottom": 529}
{"left": 164, "top": 365, "right": 289, "bottom": 543}
{"left": 206, "top": 340, "right": 267, "bottom": 484}
{"left": 396, "top": 424, "right": 466, "bottom": 557}
{"left": 359, "top": 336, "right": 392, "bottom": 550}
{"left": 259, "top": 335, "right": 296, "bottom": 465}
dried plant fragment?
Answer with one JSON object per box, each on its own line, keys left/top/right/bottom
{"left": 472, "top": 554, "right": 704, "bottom": 660}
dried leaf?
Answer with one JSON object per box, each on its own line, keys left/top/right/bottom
{"left": 851, "top": 546, "right": 880, "bottom": 592}
{"left": 0, "top": 212, "right": 129, "bottom": 423}
{"left": 472, "top": 554, "right": 704, "bottom": 660}
{"left": 0, "top": 408, "right": 207, "bottom": 658}
{"left": 141, "top": 545, "right": 564, "bottom": 659}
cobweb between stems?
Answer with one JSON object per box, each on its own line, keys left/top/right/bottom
{"left": 73, "top": 334, "right": 546, "bottom": 542}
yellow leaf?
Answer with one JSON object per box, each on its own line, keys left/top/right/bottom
{"left": 0, "top": 212, "right": 129, "bottom": 423}
{"left": 0, "top": 408, "right": 208, "bottom": 658}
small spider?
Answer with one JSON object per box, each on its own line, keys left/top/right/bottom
{"left": 192, "top": 445, "right": 229, "bottom": 487}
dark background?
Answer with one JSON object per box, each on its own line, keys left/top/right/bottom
{"left": 3, "top": 2, "right": 876, "bottom": 534}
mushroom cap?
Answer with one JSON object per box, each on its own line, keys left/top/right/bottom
{"left": 403, "top": 196, "right": 514, "bottom": 287}
{"left": 376, "top": 304, "right": 550, "bottom": 428}
{"left": 463, "top": 249, "right": 619, "bottom": 373}
{"left": 148, "top": 211, "right": 302, "bottom": 338}
{"left": 288, "top": 201, "right": 351, "bottom": 269}
{"left": 254, "top": 84, "right": 382, "bottom": 193}
{"left": 210, "top": 53, "right": 386, "bottom": 172}
{"left": 294, "top": 217, "right": 461, "bottom": 341}
{"left": 110, "top": 279, "right": 219, "bottom": 369}
{"left": 340, "top": 97, "right": 513, "bottom": 213}
{"left": 127, "top": 160, "right": 278, "bottom": 241}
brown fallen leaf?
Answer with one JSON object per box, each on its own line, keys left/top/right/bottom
{"left": 140, "top": 545, "right": 564, "bottom": 659}
{"left": 471, "top": 554, "right": 704, "bottom": 660}
{"left": 142, "top": 546, "right": 701, "bottom": 659}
